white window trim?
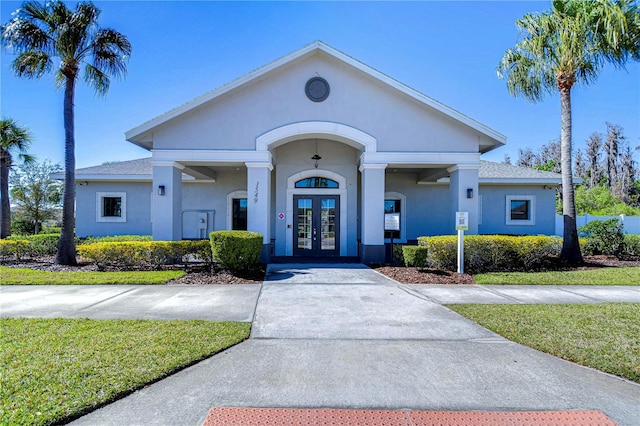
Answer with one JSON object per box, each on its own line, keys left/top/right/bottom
{"left": 384, "top": 191, "right": 407, "bottom": 243}
{"left": 506, "top": 195, "right": 535, "bottom": 226}
{"left": 226, "top": 190, "right": 248, "bottom": 230}
{"left": 96, "top": 192, "right": 126, "bottom": 223}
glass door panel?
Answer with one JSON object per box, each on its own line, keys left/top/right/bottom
{"left": 320, "top": 198, "right": 336, "bottom": 251}
{"left": 297, "top": 198, "right": 312, "bottom": 251}
{"left": 293, "top": 195, "right": 339, "bottom": 256}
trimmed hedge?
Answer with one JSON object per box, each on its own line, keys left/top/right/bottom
{"left": 623, "top": 235, "right": 640, "bottom": 257}
{"left": 402, "top": 246, "right": 428, "bottom": 267}
{"left": 0, "top": 240, "right": 29, "bottom": 261}
{"left": 579, "top": 219, "right": 625, "bottom": 258}
{"left": 77, "top": 241, "right": 212, "bottom": 270}
{"left": 5, "top": 234, "right": 62, "bottom": 256}
{"left": 417, "top": 235, "right": 562, "bottom": 274}
{"left": 83, "top": 235, "right": 153, "bottom": 243}
{"left": 210, "top": 231, "right": 263, "bottom": 271}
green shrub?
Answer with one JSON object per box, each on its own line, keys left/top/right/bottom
{"left": 623, "top": 234, "right": 640, "bottom": 257}
{"left": 402, "top": 245, "right": 428, "bottom": 268}
{"left": 210, "top": 231, "right": 263, "bottom": 271}
{"left": 82, "top": 235, "right": 153, "bottom": 244}
{"left": 0, "top": 240, "right": 29, "bottom": 261}
{"left": 6, "top": 234, "right": 60, "bottom": 256}
{"left": 10, "top": 218, "right": 35, "bottom": 235}
{"left": 41, "top": 226, "right": 61, "bottom": 234}
{"left": 417, "top": 235, "right": 561, "bottom": 274}
{"left": 579, "top": 219, "right": 625, "bottom": 258}
{"left": 77, "top": 241, "right": 212, "bottom": 270}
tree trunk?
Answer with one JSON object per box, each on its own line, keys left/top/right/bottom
{"left": 559, "top": 85, "right": 583, "bottom": 264}
{"left": 55, "top": 76, "right": 77, "bottom": 265}
{"left": 0, "top": 150, "right": 11, "bottom": 238}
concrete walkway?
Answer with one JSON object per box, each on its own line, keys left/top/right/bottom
{"left": 0, "top": 285, "right": 260, "bottom": 322}
{"left": 2, "top": 265, "right": 639, "bottom": 425}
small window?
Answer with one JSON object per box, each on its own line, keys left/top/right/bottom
{"left": 96, "top": 192, "right": 126, "bottom": 222}
{"left": 506, "top": 195, "right": 535, "bottom": 226}
{"left": 384, "top": 199, "right": 401, "bottom": 239}
{"left": 295, "top": 177, "right": 339, "bottom": 188}
{"left": 103, "top": 197, "right": 122, "bottom": 217}
{"left": 232, "top": 198, "right": 247, "bottom": 230}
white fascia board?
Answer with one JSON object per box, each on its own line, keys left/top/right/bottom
{"left": 126, "top": 41, "right": 506, "bottom": 147}
{"left": 152, "top": 149, "right": 272, "bottom": 163}
{"left": 362, "top": 152, "right": 481, "bottom": 166}
{"left": 73, "top": 174, "right": 153, "bottom": 181}
{"left": 479, "top": 179, "right": 561, "bottom": 185}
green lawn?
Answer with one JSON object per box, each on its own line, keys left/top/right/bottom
{"left": 0, "top": 266, "right": 184, "bottom": 285}
{"left": 475, "top": 266, "right": 640, "bottom": 285}
{"left": 0, "top": 318, "right": 251, "bottom": 425}
{"left": 448, "top": 303, "right": 640, "bottom": 383}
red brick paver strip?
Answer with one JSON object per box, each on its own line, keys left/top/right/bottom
{"left": 203, "top": 407, "right": 617, "bottom": 426}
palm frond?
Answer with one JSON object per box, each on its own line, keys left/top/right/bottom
{"left": 91, "top": 28, "right": 131, "bottom": 79}
{"left": 84, "top": 63, "right": 110, "bottom": 96}
{"left": 12, "top": 51, "right": 52, "bottom": 78}
{"left": 0, "top": 118, "right": 33, "bottom": 154}
{"left": 1, "top": 13, "right": 52, "bottom": 53}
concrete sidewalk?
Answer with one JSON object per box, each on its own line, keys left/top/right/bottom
{"left": 0, "top": 285, "right": 260, "bottom": 322}
{"left": 65, "top": 265, "right": 640, "bottom": 426}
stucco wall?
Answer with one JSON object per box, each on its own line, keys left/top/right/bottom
{"left": 181, "top": 170, "right": 248, "bottom": 238}
{"left": 478, "top": 186, "right": 557, "bottom": 235}
{"left": 384, "top": 173, "right": 452, "bottom": 239}
{"left": 151, "top": 54, "right": 484, "bottom": 154}
{"left": 76, "top": 182, "right": 152, "bottom": 238}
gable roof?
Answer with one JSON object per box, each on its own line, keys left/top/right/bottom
{"left": 126, "top": 41, "right": 506, "bottom": 151}
{"left": 63, "top": 157, "right": 562, "bottom": 185}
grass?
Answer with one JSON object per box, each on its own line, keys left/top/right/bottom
{"left": 0, "top": 266, "right": 184, "bottom": 285}
{"left": 0, "top": 318, "right": 251, "bottom": 425}
{"left": 474, "top": 266, "right": 640, "bottom": 285}
{"left": 448, "top": 303, "right": 640, "bottom": 383}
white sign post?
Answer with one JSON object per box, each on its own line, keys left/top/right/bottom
{"left": 456, "top": 212, "right": 468, "bottom": 274}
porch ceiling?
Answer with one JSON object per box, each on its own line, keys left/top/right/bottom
{"left": 386, "top": 164, "right": 453, "bottom": 183}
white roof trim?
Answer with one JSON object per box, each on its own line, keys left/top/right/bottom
{"left": 126, "top": 41, "right": 506, "bottom": 147}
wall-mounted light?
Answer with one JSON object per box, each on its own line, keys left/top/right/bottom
{"left": 467, "top": 188, "right": 474, "bottom": 199}
{"left": 78, "top": 181, "right": 89, "bottom": 186}
{"left": 158, "top": 185, "right": 165, "bottom": 196}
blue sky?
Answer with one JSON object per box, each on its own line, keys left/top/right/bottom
{"left": 1, "top": 1, "right": 638, "bottom": 168}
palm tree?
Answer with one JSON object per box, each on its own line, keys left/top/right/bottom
{"left": 498, "top": 0, "right": 640, "bottom": 263}
{"left": 1, "top": 1, "right": 131, "bottom": 265}
{"left": 0, "top": 118, "right": 34, "bottom": 239}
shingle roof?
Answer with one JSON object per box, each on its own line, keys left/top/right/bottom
{"left": 68, "top": 157, "right": 562, "bottom": 184}
{"left": 75, "top": 158, "right": 152, "bottom": 175}
{"left": 479, "top": 160, "right": 562, "bottom": 181}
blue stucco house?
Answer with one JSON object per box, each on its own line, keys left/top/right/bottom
{"left": 67, "top": 42, "right": 563, "bottom": 263}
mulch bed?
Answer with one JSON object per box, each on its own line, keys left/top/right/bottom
{"left": 2, "top": 255, "right": 636, "bottom": 285}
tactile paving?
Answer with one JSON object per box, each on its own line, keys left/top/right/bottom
{"left": 202, "top": 407, "right": 617, "bottom": 426}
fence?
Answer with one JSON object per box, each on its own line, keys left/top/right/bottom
{"left": 555, "top": 214, "right": 640, "bottom": 236}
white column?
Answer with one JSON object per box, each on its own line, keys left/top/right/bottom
{"left": 359, "top": 163, "right": 387, "bottom": 263}
{"left": 448, "top": 165, "right": 479, "bottom": 234}
{"left": 151, "top": 162, "right": 184, "bottom": 241}
{"left": 246, "top": 162, "right": 273, "bottom": 260}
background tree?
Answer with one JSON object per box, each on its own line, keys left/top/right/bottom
{"left": 0, "top": 118, "right": 33, "bottom": 238}
{"left": 9, "top": 159, "right": 63, "bottom": 234}
{"left": 2, "top": 1, "right": 131, "bottom": 264}
{"left": 585, "top": 132, "right": 604, "bottom": 188}
{"left": 498, "top": 0, "right": 640, "bottom": 263}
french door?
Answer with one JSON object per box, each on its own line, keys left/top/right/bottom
{"left": 293, "top": 195, "right": 340, "bottom": 256}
